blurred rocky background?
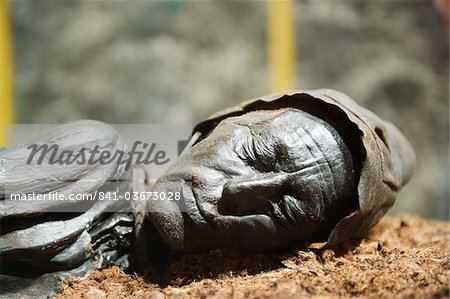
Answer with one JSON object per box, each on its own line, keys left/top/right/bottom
{"left": 10, "top": 1, "right": 449, "bottom": 219}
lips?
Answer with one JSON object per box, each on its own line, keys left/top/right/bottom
{"left": 181, "top": 179, "right": 210, "bottom": 226}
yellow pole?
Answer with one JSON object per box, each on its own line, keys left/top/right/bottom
{"left": 267, "top": 0, "right": 296, "bottom": 93}
{"left": 0, "top": 0, "right": 14, "bottom": 146}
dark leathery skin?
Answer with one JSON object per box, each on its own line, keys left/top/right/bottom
{"left": 147, "top": 89, "right": 415, "bottom": 253}
{"left": 0, "top": 121, "right": 134, "bottom": 279}
{"left": 0, "top": 89, "right": 416, "bottom": 295}
{"left": 148, "top": 108, "right": 357, "bottom": 252}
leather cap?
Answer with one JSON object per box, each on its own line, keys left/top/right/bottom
{"left": 193, "top": 89, "right": 416, "bottom": 245}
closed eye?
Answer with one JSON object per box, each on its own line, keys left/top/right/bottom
{"left": 249, "top": 135, "right": 277, "bottom": 172}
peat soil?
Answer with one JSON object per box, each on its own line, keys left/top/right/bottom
{"left": 56, "top": 214, "right": 449, "bottom": 299}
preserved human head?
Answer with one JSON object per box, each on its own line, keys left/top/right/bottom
{"left": 147, "top": 90, "right": 415, "bottom": 252}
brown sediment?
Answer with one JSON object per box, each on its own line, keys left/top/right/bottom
{"left": 55, "top": 213, "right": 449, "bottom": 299}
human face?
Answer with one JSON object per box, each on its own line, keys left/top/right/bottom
{"left": 148, "top": 108, "right": 356, "bottom": 252}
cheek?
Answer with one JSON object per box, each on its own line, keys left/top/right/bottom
{"left": 191, "top": 165, "right": 261, "bottom": 220}
{"left": 192, "top": 167, "right": 226, "bottom": 199}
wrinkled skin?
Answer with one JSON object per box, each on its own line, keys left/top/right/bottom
{"left": 0, "top": 89, "right": 416, "bottom": 298}
{"left": 148, "top": 108, "right": 358, "bottom": 252}
{"left": 147, "top": 89, "right": 416, "bottom": 253}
